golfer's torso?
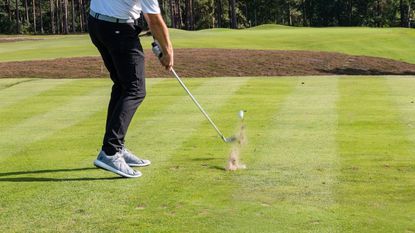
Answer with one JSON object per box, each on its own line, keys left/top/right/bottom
{"left": 90, "top": 0, "right": 141, "bottom": 20}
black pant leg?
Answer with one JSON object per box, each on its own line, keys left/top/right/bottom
{"left": 88, "top": 17, "right": 124, "bottom": 144}
{"left": 88, "top": 16, "right": 146, "bottom": 155}
{"left": 102, "top": 46, "right": 146, "bottom": 154}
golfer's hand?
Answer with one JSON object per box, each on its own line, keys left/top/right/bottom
{"left": 160, "top": 49, "right": 174, "bottom": 71}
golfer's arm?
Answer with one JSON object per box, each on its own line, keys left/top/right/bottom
{"left": 144, "top": 13, "right": 173, "bottom": 56}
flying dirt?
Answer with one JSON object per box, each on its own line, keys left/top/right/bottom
{"left": 226, "top": 110, "right": 247, "bottom": 171}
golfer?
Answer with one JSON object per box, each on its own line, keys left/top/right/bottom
{"left": 88, "top": 0, "right": 173, "bottom": 178}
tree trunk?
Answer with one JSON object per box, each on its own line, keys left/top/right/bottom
{"left": 185, "top": 0, "right": 190, "bottom": 30}
{"left": 400, "top": 0, "right": 410, "bottom": 27}
{"left": 50, "top": 0, "right": 55, "bottom": 33}
{"left": 185, "top": 0, "right": 193, "bottom": 30}
{"left": 302, "top": 0, "right": 307, "bottom": 26}
{"left": 401, "top": 0, "right": 404, "bottom": 26}
{"left": 56, "top": 0, "right": 60, "bottom": 33}
{"left": 169, "top": 0, "right": 175, "bottom": 28}
{"left": 78, "top": 0, "right": 83, "bottom": 32}
{"left": 228, "top": 0, "right": 231, "bottom": 27}
{"left": 63, "top": 0, "right": 69, "bottom": 34}
{"left": 287, "top": 2, "right": 292, "bottom": 26}
{"left": 71, "top": 0, "right": 76, "bottom": 32}
{"left": 190, "top": 0, "right": 193, "bottom": 29}
{"left": 81, "top": 0, "right": 87, "bottom": 31}
{"left": 376, "top": 0, "right": 381, "bottom": 27}
{"left": 216, "top": 0, "right": 222, "bottom": 27}
{"left": 159, "top": 0, "right": 166, "bottom": 21}
{"left": 32, "top": 0, "right": 37, "bottom": 33}
{"left": 229, "top": 0, "right": 237, "bottom": 28}
{"left": 39, "top": 0, "right": 44, "bottom": 33}
{"left": 254, "top": 0, "right": 257, "bottom": 26}
{"left": 16, "top": 0, "right": 20, "bottom": 34}
{"left": 244, "top": 1, "right": 248, "bottom": 27}
{"left": 24, "top": 0, "right": 29, "bottom": 24}
{"left": 175, "top": 0, "right": 182, "bottom": 28}
{"left": 348, "top": 0, "right": 353, "bottom": 26}
{"left": 307, "top": 0, "right": 313, "bottom": 26}
{"left": 6, "top": 0, "right": 12, "bottom": 21}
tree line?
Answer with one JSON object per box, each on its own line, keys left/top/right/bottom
{"left": 1, "top": 0, "right": 88, "bottom": 33}
{"left": 1, "top": 0, "right": 414, "bottom": 34}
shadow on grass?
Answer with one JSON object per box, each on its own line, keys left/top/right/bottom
{"left": 209, "top": 165, "right": 226, "bottom": 171}
{"left": 317, "top": 68, "right": 415, "bottom": 75}
{"left": 191, "top": 157, "right": 217, "bottom": 161}
{"left": 0, "top": 167, "right": 124, "bottom": 182}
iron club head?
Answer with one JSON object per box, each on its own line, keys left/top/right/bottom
{"left": 223, "top": 136, "right": 237, "bottom": 143}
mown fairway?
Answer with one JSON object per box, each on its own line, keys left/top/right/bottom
{"left": 0, "top": 25, "right": 414, "bottom": 63}
{"left": 0, "top": 77, "right": 414, "bottom": 232}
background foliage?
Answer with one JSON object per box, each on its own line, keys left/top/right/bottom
{"left": 0, "top": 0, "right": 414, "bottom": 34}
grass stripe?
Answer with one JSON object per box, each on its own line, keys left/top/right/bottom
{"left": 1, "top": 77, "right": 414, "bottom": 232}
{"left": 336, "top": 77, "right": 415, "bottom": 232}
{"left": 0, "top": 79, "right": 183, "bottom": 176}
{"left": 386, "top": 76, "right": 415, "bottom": 144}
{"left": 226, "top": 77, "right": 339, "bottom": 232}
{"left": 0, "top": 79, "right": 110, "bottom": 129}
{"left": 0, "top": 79, "right": 159, "bottom": 162}
{"left": 0, "top": 79, "right": 73, "bottom": 109}
{"left": 0, "top": 87, "right": 107, "bottom": 161}
{"left": 0, "top": 78, "right": 202, "bottom": 232}
{"left": 0, "top": 78, "right": 244, "bottom": 232}
{"left": 119, "top": 78, "right": 249, "bottom": 233}
{"left": 114, "top": 78, "right": 295, "bottom": 233}
{"left": 126, "top": 78, "right": 248, "bottom": 163}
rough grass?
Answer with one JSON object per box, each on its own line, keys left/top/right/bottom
{"left": 0, "top": 77, "right": 414, "bottom": 233}
{"left": 0, "top": 26, "right": 414, "bottom": 63}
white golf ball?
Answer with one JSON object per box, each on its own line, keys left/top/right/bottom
{"left": 239, "top": 110, "right": 244, "bottom": 120}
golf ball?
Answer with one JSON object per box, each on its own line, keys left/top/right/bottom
{"left": 239, "top": 110, "right": 244, "bottom": 120}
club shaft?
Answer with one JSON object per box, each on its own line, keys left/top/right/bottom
{"left": 171, "top": 69, "right": 226, "bottom": 141}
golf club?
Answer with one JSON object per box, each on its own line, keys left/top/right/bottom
{"left": 152, "top": 41, "right": 236, "bottom": 143}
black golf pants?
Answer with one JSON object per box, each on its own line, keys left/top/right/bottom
{"left": 88, "top": 16, "right": 146, "bottom": 155}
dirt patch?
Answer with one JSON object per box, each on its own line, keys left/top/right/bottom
{"left": 0, "top": 37, "right": 44, "bottom": 43}
{"left": 1, "top": 49, "right": 415, "bottom": 78}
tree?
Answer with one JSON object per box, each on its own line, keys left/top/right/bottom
{"left": 32, "top": 0, "right": 36, "bottom": 33}
{"left": 24, "top": 0, "right": 29, "bottom": 24}
{"left": 71, "top": 0, "right": 75, "bottom": 32}
{"left": 185, "top": 0, "right": 194, "bottom": 30}
{"left": 50, "top": 0, "right": 55, "bottom": 33}
{"left": 16, "top": 0, "right": 20, "bottom": 33}
{"left": 228, "top": 0, "right": 236, "bottom": 28}
{"left": 78, "top": 0, "right": 84, "bottom": 32}
{"left": 215, "top": 0, "right": 223, "bottom": 27}
{"left": 176, "top": 0, "right": 183, "bottom": 28}
{"left": 400, "top": 0, "right": 410, "bottom": 27}
{"left": 63, "top": 0, "right": 68, "bottom": 34}
{"left": 39, "top": 0, "right": 43, "bottom": 33}
{"left": 55, "top": 0, "right": 60, "bottom": 33}
{"left": 0, "top": 0, "right": 414, "bottom": 34}
{"left": 6, "top": 0, "right": 12, "bottom": 21}
{"left": 169, "top": 0, "right": 175, "bottom": 27}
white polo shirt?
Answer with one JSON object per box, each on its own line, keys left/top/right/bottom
{"left": 91, "top": 0, "right": 161, "bottom": 20}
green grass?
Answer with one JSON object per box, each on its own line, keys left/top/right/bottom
{"left": 0, "top": 76, "right": 414, "bottom": 232}
{"left": 0, "top": 25, "right": 414, "bottom": 63}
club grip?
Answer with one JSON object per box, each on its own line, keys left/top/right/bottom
{"left": 151, "top": 42, "right": 163, "bottom": 59}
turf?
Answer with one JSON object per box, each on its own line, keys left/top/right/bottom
{"left": 0, "top": 26, "right": 414, "bottom": 63}
{"left": 0, "top": 77, "right": 414, "bottom": 232}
